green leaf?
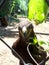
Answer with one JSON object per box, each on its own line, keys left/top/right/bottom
{"left": 28, "top": 0, "right": 48, "bottom": 24}
{"left": 38, "top": 41, "right": 49, "bottom": 52}
{"left": 38, "top": 41, "right": 46, "bottom": 45}
{"left": 29, "top": 36, "right": 38, "bottom": 45}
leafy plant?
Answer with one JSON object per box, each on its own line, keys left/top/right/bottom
{"left": 15, "top": 0, "right": 29, "bottom": 15}
{"left": 29, "top": 35, "right": 38, "bottom": 45}
{"left": 38, "top": 40, "right": 49, "bottom": 52}
{"left": 28, "top": 0, "right": 48, "bottom": 24}
{"left": 0, "top": 0, "right": 16, "bottom": 17}
{"left": 29, "top": 36, "right": 49, "bottom": 52}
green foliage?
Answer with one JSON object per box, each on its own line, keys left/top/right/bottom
{"left": 10, "top": 0, "right": 17, "bottom": 14}
{"left": 0, "top": 0, "right": 28, "bottom": 17}
{"left": 38, "top": 40, "right": 49, "bottom": 52}
{"left": 28, "top": 0, "right": 48, "bottom": 24}
{"left": 29, "top": 37, "right": 49, "bottom": 52}
{"left": 0, "top": 0, "right": 16, "bottom": 17}
{"left": 15, "top": 0, "right": 29, "bottom": 15}
{"left": 29, "top": 35, "right": 38, "bottom": 45}
{"left": 38, "top": 41, "right": 46, "bottom": 45}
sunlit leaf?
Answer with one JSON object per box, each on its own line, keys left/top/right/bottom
{"left": 28, "top": 0, "right": 48, "bottom": 24}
